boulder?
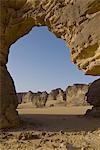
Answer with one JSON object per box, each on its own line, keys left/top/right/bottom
{"left": 46, "top": 88, "right": 66, "bottom": 106}
{"left": 31, "top": 91, "right": 48, "bottom": 108}
{"left": 66, "top": 84, "right": 89, "bottom": 106}
{"left": 86, "top": 78, "right": 100, "bottom": 106}
{"left": 85, "top": 78, "right": 100, "bottom": 117}
{"left": 17, "top": 91, "right": 48, "bottom": 107}
{"left": 22, "top": 91, "right": 33, "bottom": 103}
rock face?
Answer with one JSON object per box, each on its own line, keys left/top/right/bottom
{"left": 0, "top": 0, "right": 99, "bottom": 75}
{"left": 17, "top": 92, "right": 26, "bottom": 104}
{"left": 18, "top": 91, "right": 49, "bottom": 108}
{"left": 46, "top": 88, "right": 66, "bottom": 106}
{"left": 0, "top": 66, "right": 20, "bottom": 128}
{"left": 0, "top": 0, "right": 100, "bottom": 128}
{"left": 66, "top": 84, "right": 89, "bottom": 106}
{"left": 31, "top": 91, "right": 48, "bottom": 108}
{"left": 22, "top": 91, "right": 33, "bottom": 103}
{"left": 86, "top": 78, "right": 100, "bottom": 117}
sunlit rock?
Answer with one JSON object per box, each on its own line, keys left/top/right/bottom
{"left": 0, "top": 0, "right": 100, "bottom": 128}
{"left": 66, "top": 84, "right": 89, "bottom": 106}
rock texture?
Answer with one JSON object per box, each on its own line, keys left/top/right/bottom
{"left": 22, "top": 91, "right": 33, "bottom": 103}
{"left": 86, "top": 78, "right": 100, "bottom": 117}
{"left": 17, "top": 92, "right": 26, "bottom": 104}
{"left": 0, "top": 0, "right": 99, "bottom": 75}
{"left": 17, "top": 89, "right": 66, "bottom": 107}
{"left": 66, "top": 84, "right": 89, "bottom": 106}
{"left": 17, "top": 84, "right": 91, "bottom": 107}
{"left": 19, "top": 91, "right": 48, "bottom": 108}
{"left": 31, "top": 91, "right": 48, "bottom": 108}
{"left": 46, "top": 88, "right": 66, "bottom": 107}
{"left": 0, "top": 66, "right": 20, "bottom": 128}
{"left": 0, "top": 0, "right": 100, "bottom": 128}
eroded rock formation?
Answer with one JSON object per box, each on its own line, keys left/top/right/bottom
{"left": 86, "top": 78, "right": 100, "bottom": 117}
{"left": 0, "top": 66, "right": 20, "bottom": 128}
{"left": 17, "top": 92, "right": 26, "bottom": 104}
{"left": 66, "top": 84, "right": 89, "bottom": 106}
{"left": 31, "top": 91, "right": 48, "bottom": 108}
{"left": 46, "top": 88, "right": 66, "bottom": 106}
{"left": 18, "top": 91, "right": 48, "bottom": 107}
{"left": 0, "top": 0, "right": 100, "bottom": 128}
{"left": 1, "top": 0, "right": 99, "bottom": 75}
{"left": 22, "top": 91, "right": 33, "bottom": 103}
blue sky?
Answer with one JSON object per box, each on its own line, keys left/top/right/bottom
{"left": 7, "top": 27, "right": 98, "bottom": 92}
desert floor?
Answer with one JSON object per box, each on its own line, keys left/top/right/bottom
{"left": 0, "top": 102, "right": 100, "bottom": 150}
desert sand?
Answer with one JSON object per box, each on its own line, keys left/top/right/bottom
{"left": 0, "top": 102, "right": 100, "bottom": 150}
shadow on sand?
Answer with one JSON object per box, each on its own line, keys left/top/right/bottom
{"left": 6, "top": 114, "right": 100, "bottom": 133}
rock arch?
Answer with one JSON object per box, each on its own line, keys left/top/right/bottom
{"left": 0, "top": 0, "right": 100, "bottom": 128}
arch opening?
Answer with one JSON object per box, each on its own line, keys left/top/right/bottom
{"left": 7, "top": 26, "right": 98, "bottom": 93}
{"left": 0, "top": 0, "right": 100, "bottom": 129}
{"left": 7, "top": 26, "right": 100, "bottom": 118}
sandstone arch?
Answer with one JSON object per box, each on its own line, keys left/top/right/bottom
{"left": 0, "top": 0, "right": 100, "bottom": 128}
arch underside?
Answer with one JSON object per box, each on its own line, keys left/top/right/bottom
{"left": 0, "top": 0, "right": 100, "bottom": 75}
{"left": 0, "top": 0, "right": 100, "bottom": 128}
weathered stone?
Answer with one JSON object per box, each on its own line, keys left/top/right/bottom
{"left": 46, "top": 88, "right": 66, "bottom": 106}
{"left": 85, "top": 78, "right": 100, "bottom": 117}
{"left": 85, "top": 107, "right": 100, "bottom": 117}
{"left": 0, "top": 0, "right": 99, "bottom": 74}
{"left": 0, "top": 66, "right": 20, "bottom": 128}
{"left": 22, "top": 91, "right": 33, "bottom": 103}
{"left": 31, "top": 91, "right": 48, "bottom": 108}
{"left": 86, "top": 78, "right": 100, "bottom": 106}
{"left": 17, "top": 91, "right": 48, "bottom": 107}
{"left": 0, "top": 0, "right": 100, "bottom": 128}
{"left": 47, "top": 89, "right": 61, "bottom": 101}
{"left": 66, "top": 84, "right": 89, "bottom": 106}
{"left": 39, "top": 91, "right": 49, "bottom": 107}
{"left": 17, "top": 92, "right": 26, "bottom": 104}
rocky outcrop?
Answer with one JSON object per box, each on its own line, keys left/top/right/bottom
{"left": 0, "top": 66, "right": 20, "bottom": 128}
{"left": 66, "top": 84, "right": 89, "bottom": 106}
{"left": 17, "top": 92, "right": 26, "bottom": 104}
{"left": 46, "top": 88, "right": 66, "bottom": 106}
{"left": 18, "top": 91, "right": 48, "bottom": 108}
{"left": 85, "top": 78, "right": 100, "bottom": 117}
{"left": 22, "top": 91, "right": 33, "bottom": 103}
{"left": 0, "top": 0, "right": 100, "bottom": 128}
{"left": 17, "top": 89, "right": 65, "bottom": 107}
{"left": 31, "top": 91, "right": 48, "bottom": 108}
{"left": 0, "top": 0, "right": 99, "bottom": 75}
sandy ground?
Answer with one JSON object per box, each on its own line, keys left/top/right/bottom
{"left": 0, "top": 102, "right": 100, "bottom": 150}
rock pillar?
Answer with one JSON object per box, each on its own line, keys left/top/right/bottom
{"left": 0, "top": 46, "right": 20, "bottom": 128}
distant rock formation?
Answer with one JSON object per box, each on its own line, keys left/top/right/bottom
{"left": 17, "top": 79, "right": 100, "bottom": 110}
{"left": 31, "top": 91, "right": 48, "bottom": 108}
{"left": 17, "top": 91, "right": 48, "bottom": 108}
{"left": 17, "top": 88, "right": 66, "bottom": 107}
{"left": 17, "top": 84, "right": 90, "bottom": 107}
{"left": 66, "top": 84, "right": 89, "bottom": 106}
{"left": 17, "top": 92, "right": 26, "bottom": 104}
{"left": 46, "top": 88, "right": 66, "bottom": 107}
{"left": 22, "top": 91, "right": 33, "bottom": 103}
